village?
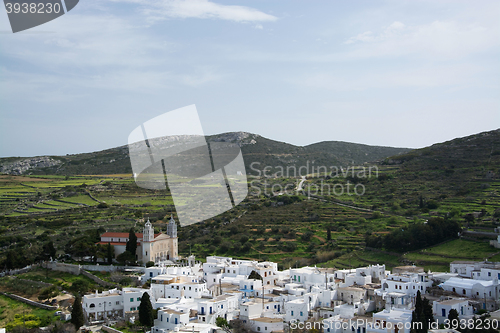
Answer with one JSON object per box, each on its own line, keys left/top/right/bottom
{"left": 78, "top": 255, "right": 500, "bottom": 333}
{"left": 72, "top": 218, "right": 500, "bottom": 333}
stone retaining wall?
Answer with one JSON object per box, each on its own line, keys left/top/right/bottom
{"left": 0, "top": 292, "right": 57, "bottom": 310}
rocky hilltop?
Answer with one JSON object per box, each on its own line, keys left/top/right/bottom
{"left": 0, "top": 156, "right": 62, "bottom": 175}
{"left": 0, "top": 132, "right": 411, "bottom": 176}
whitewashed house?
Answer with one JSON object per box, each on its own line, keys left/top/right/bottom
{"left": 152, "top": 309, "right": 190, "bottom": 333}
{"left": 432, "top": 298, "right": 474, "bottom": 324}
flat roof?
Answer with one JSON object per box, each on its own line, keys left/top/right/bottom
{"left": 251, "top": 317, "right": 283, "bottom": 323}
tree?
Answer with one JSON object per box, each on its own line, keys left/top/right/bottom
{"left": 71, "top": 295, "right": 84, "bottom": 330}
{"left": 447, "top": 309, "right": 459, "bottom": 323}
{"left": 106, "top": 242, "right": 114, "bottom": 265}
{"left": 411, "top": 291, "right": 433, "bottom": 333}
{"left": 422, "top": 297, "right": 434, "bottom": 326}
{"left": 117, "top": 251, "right": 136, "bottom": 265}
{"left": 248, "top": 270, "right": 263, "bottom": 280}
{"left": 126, "top": 228, "right": 137, "bottom": 260}
{"left": 69, "top": 279, "right": 90, "bottom": 295}
{"left": 138, "top": 292, "right": 154, "bottom": 327}
{"left": 216, "top": 317, "right": 229, "bottom": 328}
{"left": 41, "top": 241, "right": 57, "bottom": 261}
{"left": 326, "top": 226, "right": 331, "bottom": 241}
{"left": 38, "top": 286, "right": 59, "bottom": 301}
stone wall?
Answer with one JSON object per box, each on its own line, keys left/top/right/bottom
{"left": 80, "top": 270, "right": 117, "bottom": 288}
{"left": 0, "top": 292, "right": 58, "bottom": 310}
{"left": 43, "top": 262, "right": 81, "bottom": 275}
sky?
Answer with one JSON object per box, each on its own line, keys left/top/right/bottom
{"left": 0, "top": 0, "right": 499, "bottom": 157}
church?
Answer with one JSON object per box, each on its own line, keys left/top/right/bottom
{"left": 98, "top": 215, "right": 178, "bottom": 263}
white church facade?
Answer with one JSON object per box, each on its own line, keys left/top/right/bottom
{"left": 98, "top": 216, "right": 178, "bottom": 263}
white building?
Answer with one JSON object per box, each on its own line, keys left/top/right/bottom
{"left": 439, "top": 277, "right": 499, "bottom": 300}
{"left": 98, "top": 217, "right": 178, "bottom": 264}
{"left": 432, "top": 298, "right": 474, "bottom": 324}
{"left": 82, "top": 288, "right": 151, "bottom": 322}
{"left": 366, "top": 308, "right": 413, "bottom": 333}
{"left": 152, "top": 309, "right": 190, "bottom": 333}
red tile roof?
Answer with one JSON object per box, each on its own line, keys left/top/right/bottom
{"left": 101, "top": 232, "right": 143, "bottom": 238}
{"left": 97, "top": 242, "right": 141, "bottom": 246}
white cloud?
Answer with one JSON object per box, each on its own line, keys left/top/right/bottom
{"left": 343, "top": 20, "right": 498, "bottom": 59}
{"left": 110, "top": 0, "right": 278, "bottom": 23}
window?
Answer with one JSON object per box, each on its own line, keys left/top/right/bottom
{"left": 257, "top": 328, "right": 260, "bottom": 331}
{"left": 109, "top": 302, "right": 111, "bottom": 306}
{"left": 291, "top": 311, "right": 294, "bottom": 316}
{"left": 130, "top": 298, "right": 134, "bottom": 302}
{"left": 300, "top": 312, "right": 303, "bottom": 316}
{"left": 137, "top": 297, "right": 140, "bottom": 301}
{"left": 489, "top": 272, "right": 492, "bottom": 277}
{"left": 161, "top": 315, "right": 163, "bottom": 321}
{"left": 265, "top": 327, "right": 267, "bottom": 331}
{"left": 116, "top": 301, "right": 120, "bottom": 305}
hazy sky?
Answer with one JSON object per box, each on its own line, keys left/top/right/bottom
{"left": 0, "top": 0, "right": 499, "bottom": 157}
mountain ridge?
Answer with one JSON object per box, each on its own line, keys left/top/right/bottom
{"left": 0, "top": 131, "right": 412, "bottom": 176}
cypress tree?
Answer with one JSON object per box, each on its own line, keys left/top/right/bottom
{"left": 126, "top": 228, "right": 137, "bottom": 259}
{"left": 423, "top": 297, "right": 434, "bottom": 327}
{"left": 106, "top": 242, "right": 114, "bottom": 265}
{"left": 139, "top": 292, "right": 154, "bottom": 327}
{"left": 327, "top": 227, "right": 331, "bottom": 241}
{"left": 71, "top": 295, "right": 85, "bottom": 330}
{"left": 447, "top": 309, "right": 459, "bottom": 323}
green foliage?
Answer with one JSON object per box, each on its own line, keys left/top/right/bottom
{"left": 366, "top": 217, "right": 461, "bottom": 252}
{"left": 37, "top": 286, "right": 59, "bottom": 301}
{"left": 447, "top": 309, "right": 458, "bottom": 323}
{"left": 248, "top": 270, "right": 263, "bottom": 280}
{"left": 411, "top": 291, "right": 433, "bottom": 333}
{"left": 69, "top": 279, "right": 91, "bottom": 296}
{"left": 126, "top": 228, "right": 137, "bottom": 258}
{"left": 138, "top": 293, "right": 154, "bottom": 327}
{"left": 145, "top": 261, "right": 155, "bottom": 268}
{"left": 301, "top": 231, "right": 313, "bottom": 242}
{"left": 71, "top": 295, "right": 84, "bottom": 330}
{"left": 106, "top": 242, "right": 114, "bottom": 265}
{"left": 215, "top": 316, "right": 229, "bottom": 328}
{"left": 117, "top": 251, "right": 136, "bottom": 265}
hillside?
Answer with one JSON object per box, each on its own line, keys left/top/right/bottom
{"left": 0, "top": 129, "right": 498, "bottom": 274}
{"left": 0, "top": 132, "right": 410, "bottom": 176}
{"left": 385, "top": 128, "right": 500, "bottom": 170}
